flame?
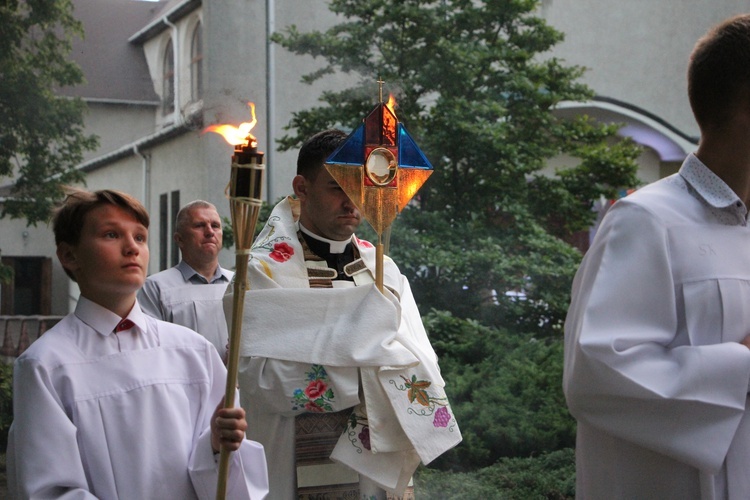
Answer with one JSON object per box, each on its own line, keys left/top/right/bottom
{"left": 385, "top": 94, "right": 397, "bottom": 115}
{"left": 204, "top": 102, "right": 257, "bottom": 147}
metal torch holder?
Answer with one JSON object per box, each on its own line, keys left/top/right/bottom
{"left": 217, "top": 149, "right": 265, "bottom": 500}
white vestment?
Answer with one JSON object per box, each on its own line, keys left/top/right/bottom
{"left": 8, "top": 297, "right": 269, "bottom": 499}
{"left": 227, "top": 197, "right": 461, "bottom": 499}
{"left": 564, "top": 154, "right": 750, "bottom": 499}
{"left": 139, "top": 262, "right": 233, "bottom": 358}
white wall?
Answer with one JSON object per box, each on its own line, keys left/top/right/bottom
{"left": 540, "top": 0, "right": 750, "bottom": 138}
{"left": 82, "top": 102, "right": 158, "bottom": 161}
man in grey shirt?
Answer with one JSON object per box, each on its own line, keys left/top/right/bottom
{"left": 139, "top": 200, "right": 233, "bottom": 359}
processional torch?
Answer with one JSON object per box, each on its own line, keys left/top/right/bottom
{"left": 204, "top": 102, "right": 265, "bottom": 499}
{"left": 325, "top": 81, "right": 434, "bottom": 291}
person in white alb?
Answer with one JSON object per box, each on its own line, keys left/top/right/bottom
{"left": 139, "top": 200, "right": 233, "bottom": 359}
{"left": 226, "top": 129, "right": 461, "bottom": 499}
{"left": 7, "top": 188, "right": 268, "bottom": 499}
{"left": 564, "top": 14, "right": 750, "bottom": 499}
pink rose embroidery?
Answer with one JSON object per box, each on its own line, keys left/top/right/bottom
{"left": 269, "top": 242, "right": 294, "bottom": 262}
{"left": 355, "top": 237, "right": 374, "bottom": 249}
{"left": 304, "top": 380, "right": 328, "bottom": 400}
{"left": 291, "top": 365, "right": 336, "bottom": 412}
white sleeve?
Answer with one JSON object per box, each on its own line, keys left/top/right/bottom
{"left": 187, "top": 421, "right": 269, "bottom": 500}
{"left": 188, "top": 349, "right": 270, "bottom": 499}
{"left": 564, "top": 201, "right": 750, "bottom": 472}
{"left": 8, "top": 358, "right": 97, "bottom": 499}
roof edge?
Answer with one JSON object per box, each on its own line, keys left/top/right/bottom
{"left": 128, "top": 0, "right": 201, "bottom": 44}
{"left": 79, "top": 123, "right": 192, "bottom": 173}
{"left": 83, "top": 97, "right": 160, "bottom": 106}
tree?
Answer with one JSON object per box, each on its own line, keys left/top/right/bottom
{"left": 271, "top": 0, "right": 642, "bottom": 472}
{"left": 1, "top": 0, "right": 98, "bottom": 226}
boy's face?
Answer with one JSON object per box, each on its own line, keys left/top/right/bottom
{"left": 58, "top": 204, "right": 149, "bottom": 304}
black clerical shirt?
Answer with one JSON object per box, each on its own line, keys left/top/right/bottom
{"left": 300, "top": 232, "right": 356, "bottom": 282}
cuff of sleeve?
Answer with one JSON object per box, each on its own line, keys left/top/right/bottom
{"left": 193, "top": 426, "right": 219, "bottom": 472}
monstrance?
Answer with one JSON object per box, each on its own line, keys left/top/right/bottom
{"left": 325, "top": 83, "right": 433, "bottom": 292}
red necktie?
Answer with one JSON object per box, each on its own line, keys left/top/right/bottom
{"left": 115, "top": 319, "right": 135, "bottom": 333}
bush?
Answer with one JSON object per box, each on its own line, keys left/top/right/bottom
{"left": 415, "top": 448, "right": 576, "bottom": 499}
{"left": 423, "top": 310, "right": 576, "bottom": 470}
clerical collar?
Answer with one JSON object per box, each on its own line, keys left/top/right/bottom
{"left": 298, "top": 223, "right": 352, "bottom": 254}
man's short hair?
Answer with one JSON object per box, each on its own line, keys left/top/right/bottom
{"left": 296, "top": 129, "right": 348, "bottom": 180}
{"left": 53, "top": 188, "right": 149, "bottom": 247}
{"left": 53, "top": 188, "right": 149, "bottom": 281}
{"left": 174, "top": 200, "right": 217, "bottom": 236}
{"left": 688, "top": 14, "right": 750, "bottom": 130}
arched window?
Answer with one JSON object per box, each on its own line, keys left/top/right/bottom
{"left": 190, "top": 22, "right": 203, "bottom": 101}
{"left": 163, "top": 39, "right": 175, "bottom": 115}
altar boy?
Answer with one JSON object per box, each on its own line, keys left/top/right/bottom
{"left": 7, "top": 188, "right": 268, "bottom": 499}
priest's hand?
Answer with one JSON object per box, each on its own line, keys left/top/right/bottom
{"left": 211, "top": 397, "right": 248, "bottom": 453}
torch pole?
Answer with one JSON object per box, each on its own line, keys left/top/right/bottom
{"left": 216, "top": 148, "right": 264, "bottom": 500}
{"left": 375, "top": 234, "right": 384, "bottom": 293}
{"left": 216, "top": 253, "right": 248, "bottom": 499}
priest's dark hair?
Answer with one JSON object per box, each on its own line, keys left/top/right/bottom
{"left": 296, "top": 129, "right": 348, "bottom": 180}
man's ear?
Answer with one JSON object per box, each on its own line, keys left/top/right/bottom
{"left": 292, "top": 175, "right": 307, "bottom": 200}
{"left": 56, "top": 243, "right": 79, "bottom": 276}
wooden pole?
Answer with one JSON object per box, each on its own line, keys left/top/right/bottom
{"left": 216, "top": 252, "right": 249, "bottom": 499}
{"left": 375, "top": 234, "right": 384, "bottom": 293}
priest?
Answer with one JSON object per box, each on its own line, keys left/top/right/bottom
{"left": 227, "top": 129, "right": 461, "bottom": 498}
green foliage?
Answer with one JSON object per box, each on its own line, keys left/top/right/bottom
{"left": 415, "top": 448, "right": 575, "bottom": 499}
{"left": 424, "top": 310, "right": 575, "bottom": 469}
{"left": 0, "top": 0, "right": 98, "bottom": 225}
{"left": 0, "top": 362, "right": 13, "bottom": 451}
{"left": 221, "top": 216, "right": 234, "bottom": 249}
{"left": 0, "top": 258, "right": 13, "bottom": 285}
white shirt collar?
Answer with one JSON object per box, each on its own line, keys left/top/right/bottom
{"left": 298, "top": 222, "right": 353, "bottom": 254}
{"left": 75, "top": 296, "right": 147, "bottom": 337}
{"left": 680, "top": 153, "right": 744, "bottom": 210}
{"left": 176, "top": 260, "right": 228, "bottom": 284}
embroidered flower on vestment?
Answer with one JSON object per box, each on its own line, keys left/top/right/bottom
{"left": 269, "top": 242, "right": 294, "bottom": 262}
{"left": 291, "top": 364, "right": 335, "bottom": 412}
{"left": 304, "top": 379, "right": 328, "bottom": 400}
{"left": 355, "top": 236, "right": 374, "bottom": 249}
{"left": 304, "top": 401, "right": 325, "bottom": 413}
{"left": 389, "top": 374, "right": 456, "bottom": 430}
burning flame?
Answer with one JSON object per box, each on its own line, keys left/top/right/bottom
{"left": 204, "top": 102, "right": 257, "bottom": 147}
{"left": 385, "top": 94, "right": 397, "bottom": 115}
